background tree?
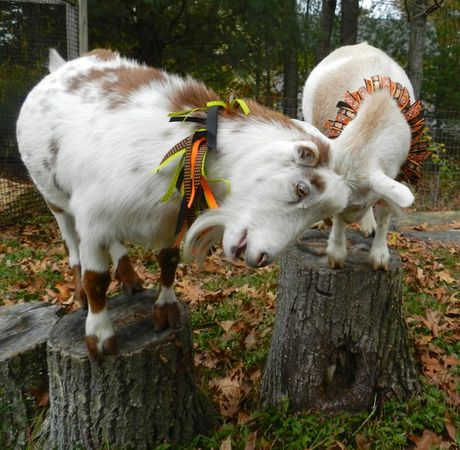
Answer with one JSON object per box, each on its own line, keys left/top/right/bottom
{"left": 340, "top": 0, "right": 359, "bottom": 45}
{"left": 315, "top": 0, "right": 337, "bottom": 63}
{"left": 405, "top": 0, "right": 444, "bottom": 98}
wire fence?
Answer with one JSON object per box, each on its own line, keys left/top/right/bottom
{"left": 0, "top": 1, "right": 458, "bottom": 227}
{"left": 0, "top": 0, "right": 78, "bottom": 226}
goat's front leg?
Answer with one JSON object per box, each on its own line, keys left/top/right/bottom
{"left": 369, "top": 204, "right": 392, "bottom": 270}
{"left": 327, "top": 215, "right": 347, "bottom": 269}
{"left": 81, "top": 243, "right": 116, "bottom": 356}
{"left": 153, "top": 248, "right": 181, "bottom": 332}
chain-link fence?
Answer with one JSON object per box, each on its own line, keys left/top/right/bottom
{"left": 0, "top": 0, "right": 78, "bottom": 227}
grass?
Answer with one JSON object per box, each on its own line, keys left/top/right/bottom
{"left": 0, "top": 216, "right": 459, "bottom": 449}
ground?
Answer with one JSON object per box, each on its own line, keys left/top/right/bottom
{"left": 0, "top": 212, "right": 459, "bottom": 449}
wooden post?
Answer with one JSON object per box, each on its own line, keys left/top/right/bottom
{"left": 78, "top": 0, "right": 88, "bottom": 55}
{"left": 46, "top": 290, "right": 218, "bottom": 449}
{"left": 0, "top": 302, "right": 62, "bottom": 448}
{"left": 261, "top": 230, "right": 420, "bottom": 413}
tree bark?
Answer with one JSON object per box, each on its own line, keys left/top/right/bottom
{"left": 261, "top": 230, "right": 420, "bottom": 413}
{"left": 407, "top": 0, "right": 427, "bottom": 99}
{"left": 0, "top": 302, "right": 62, "bottom": 449}
{"left": 340, "top": 0, "right": 359, "bottom": 46}
{"left": 46, "top": 290, "right": 218, "bottom": 449}
{"left": 316, "top": 0, "right": 337, "bottom": 64}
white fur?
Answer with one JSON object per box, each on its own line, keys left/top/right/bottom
{"left": 302, "top": 43, "right": 415, "bottom": 269}
{"left": 17, "top": 50, "right": 350, "bottom": 344}
{"left": 85, "top": 307, "right": 115, "bottom": 352}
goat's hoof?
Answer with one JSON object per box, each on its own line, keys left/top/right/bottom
{"left": 153, "top": 302, "right": 181, "bottom": 332}
{"left": 121, "top": 281, "right": 145, "bottom": 297}
{"left": 372, "top": 260, "right": 389, "bottom": 271}
{"left": 85, "top": 335, "right": 117, "bottom": 357}
{"left": 328, "top": 255, "right": 345, "bottom": 269}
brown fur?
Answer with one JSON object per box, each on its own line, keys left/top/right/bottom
{"left": 157, "top": 248, "right": 180, "bottom": 287}
{"left": 83, "top": 270, "right": 110, "bottom": 313}
{"left": 114, "top": 255, "right": 143, "bottom": 294}
{"left": 169, "top": 80, "right": 219, "bottom": 113}
{"left": 153, "top": 303, "right": 181, "bottom": 332}
{"left": 67, "top": 66, "right": 165, "bottom": 107}
{"left": 85, "top": 48, "right": 119, "bottom": 61}
{"left": 311, "top": 174, "right": 326, "bottom": 192}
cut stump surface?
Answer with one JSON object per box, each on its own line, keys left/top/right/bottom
{"left": 261, "top": 230, "right": 420, "bottom": 414}
{"left": 47, "top": 290, "right": 218, "bottom": 450}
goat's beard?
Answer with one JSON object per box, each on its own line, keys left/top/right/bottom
{"left": 183, "top": 209, "right": 232, "bottom": 263}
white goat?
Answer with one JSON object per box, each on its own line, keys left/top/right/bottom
{"left": 302, "top": 43, "right": 427, "bottom": 270}
{"left": 17, "top": 49, "right": 349, "bottom": 356}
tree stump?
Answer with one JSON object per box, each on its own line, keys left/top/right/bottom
{"left": 47, "top": 289, "right": 218, "bottom": 449}
{"left": 261, "top": 230, "right": 420, "bottom": 414}
{"left": 0, "top": 301, "right": 62, "bottom": 449}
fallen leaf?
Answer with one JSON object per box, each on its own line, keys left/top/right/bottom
{"left": 210, "top": 376, "right": 242, "bottom": 417}
{"left": 220, "top": 436, "right": 232, "bottom": 450}
{"left": 244, "top": 329, "right": 257, "bottom": 349}
{"left": 436, "top": 270, "right": 455, "bottom": 284}
{"left": 410, "top": 429, "right": 443, "bottom": 450}
{"left": 356, "top": 433, "right": 371, "bottom": 450}
{"left": 244, "top": 431, "right": 257, "bottom": 450}
{"left": 444, "top": 414, "right": 457, "bottom": 442}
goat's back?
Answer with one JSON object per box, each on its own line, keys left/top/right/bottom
{"left": 302, "top": 43, "right": 414, "bottom": 131}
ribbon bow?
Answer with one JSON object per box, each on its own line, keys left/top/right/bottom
{"left": 155, "top": 99, "right": 250, "bottom": 246}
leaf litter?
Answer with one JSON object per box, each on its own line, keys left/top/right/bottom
{"left": 1, "top": 220, "right": 459, "bottom": 448}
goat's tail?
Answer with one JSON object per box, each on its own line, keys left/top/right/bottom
{"left": 49, "top": 49, "right": 66, "bottom": 73}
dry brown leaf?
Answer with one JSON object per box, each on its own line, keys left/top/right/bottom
{"left": 444, "top": 414, "right": 457, "bottom": 442}
{"left": 244, "top": 329, "right": 257, "bottom": 349}
{"left": 410, "top": 429, "right": 443, "bottom": 450}
{"left": 210, "top": 376, "right": 242, "bottom": 417}
{"left": 355, "top": 433, "right": 371, "bottom": 450}
{"left": 436, "top": 270, "right": 456, "bottom": 284}
{"left": 220, "top": 436, "right": 232, "bottom": 450}
{"left": 244, "top": 431, "right": 257, "bottom": 450}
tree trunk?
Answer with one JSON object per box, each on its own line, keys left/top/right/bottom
{"left": 407, "top": 0, "right": 427, "bottom": 99}
{"left": 261, "top": 230, "right": 420, "bottom": 413}
{"left": 282, "top": 0, "right": 299, "bottom": 118}
{"left": 46, "top": 290, "right": 218, "bottom": 449}
{"left": 0, "top": 302, "right": 62, "bottom": 448}
{"left": 340, "top": 0, "right": 359, "bottom": 46}
{"left": 316, "top": 0, "right": 337, "bottom": 63}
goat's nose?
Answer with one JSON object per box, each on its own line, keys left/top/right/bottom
{"left": 257, "top": 252, "right": 269, "bottom": 267}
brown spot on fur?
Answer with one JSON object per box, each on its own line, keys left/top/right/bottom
{"left": 153, "top": 302, "right": 181, "bottom": 332}
{"left": 72, "top": 264, "right": 88, "bottom": 309}
{"left": 85, "top": 335, "right": 116, "bottom": 356}
{"left": 47, "top": 201, "right": 64, "bottom": 213}
{"left": 85, "top": 48, "right": 119, "bottom": 61}
{"left": 311, "top": 174, "right": 326, "bottom": 192}
{"left": 67, "top": 66, "right": 164, "bottom": 107}
{"left": 157, "top": 248, "right": 180, "bottom": 287}
{"left": 169, "top": 80, "right": 219, "bottom": 114}
{"left": 310, "top": 134, "right": 330, "bottom": 166}
{"left": 114, "top": 254, "right": 143, "bottom": 295}
{"left": 83, "top": 270, "right": 110, "bottom": 313}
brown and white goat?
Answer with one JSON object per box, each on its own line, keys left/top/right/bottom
{"left": 17, "top": 49, "right": 349, "bottom": 356}
{"left": 302, "top": 43, "right": 424, "bottom": 270}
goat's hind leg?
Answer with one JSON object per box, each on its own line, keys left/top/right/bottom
{"left": 48, "top": 204, "right": 87, "bottom": 308}
{"left": 80, "top": 240, "right": 115, "bottom": 356}
{"left": 369, "top": 204, "right": 392, "bottom": 270}
{"left": 109, "top": 241, "right": 144, "bottom": 296}
{"left": 153, "top": 248, "right": 181, "bottom": 332}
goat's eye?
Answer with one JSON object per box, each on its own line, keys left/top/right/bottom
{"left": 296, "top": 181, "right": 309, "bottom": 200}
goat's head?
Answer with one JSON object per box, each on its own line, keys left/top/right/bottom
{"left": 184, "top": 132, "right": 349, "bottom": 267}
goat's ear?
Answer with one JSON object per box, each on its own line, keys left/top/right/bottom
{"left": 370, "top": 172, "right": 414, "bottom": 208}
{"left": 295, "top": 143, "right": 320, "bottom": 167}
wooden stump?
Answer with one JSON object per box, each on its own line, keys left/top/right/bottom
{"left": 261, "top": 230, "right": 420, "bottom": 414}
{"left": 47, "top": 290, "right": 218, "bottom": 450}
{"left": 0, "top": 302, "right": 62, "bottom": 448}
